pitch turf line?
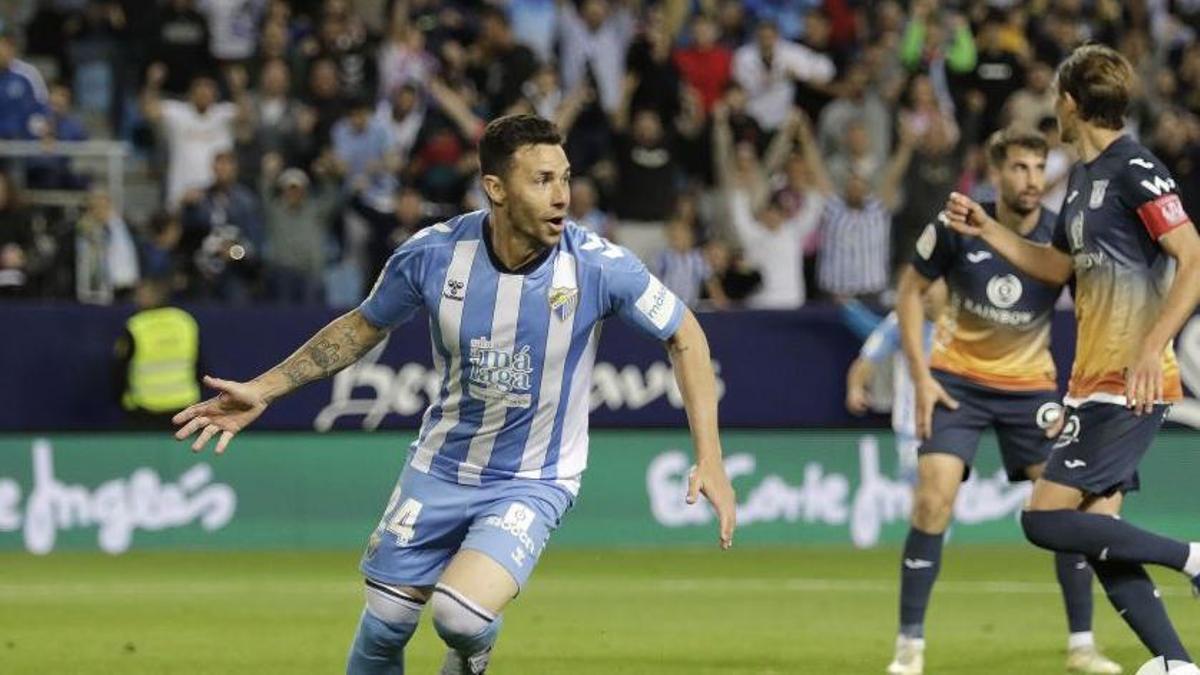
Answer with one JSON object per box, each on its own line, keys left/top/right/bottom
{"left": 0, "top": 576, "right": 1193, "bottom": 597}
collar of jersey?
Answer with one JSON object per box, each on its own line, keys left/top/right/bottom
{"left": 481, "top": 215, "right": 555, "bottom": 276}
{"left": 1083, "top": 134, "right": 1132, "bottom": 168}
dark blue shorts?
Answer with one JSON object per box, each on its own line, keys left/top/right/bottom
{"left": 1040, "top": 402, "right": 1169, "bottom": 496}
{"left": 919, "top": 371, "right": 1061, "bottom": 483}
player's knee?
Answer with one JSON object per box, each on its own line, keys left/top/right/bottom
{"left": 431, "top": 584, "right": 502, "bottom": 653}
{"left": 1020, "top": 509, "right": 1057, "bottom": 549}
{"left": 347, "top": 581, "right": 424, "bottom": 671}
{"left": 911, "top": 489, "right": 954, "bottom": 532}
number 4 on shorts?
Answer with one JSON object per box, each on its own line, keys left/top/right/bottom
{"left": 387, "top": 498, "right": 424, "bottom": 546}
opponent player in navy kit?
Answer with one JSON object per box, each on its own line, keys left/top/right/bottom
{"left": 946, "top": 45, "right": 1200, "bottom": 674}
{"left": 887, "top": 127, "right": 1118, "bottom": 675}
{"left": 172, "top": 114, "right": 736, "bottom": 675}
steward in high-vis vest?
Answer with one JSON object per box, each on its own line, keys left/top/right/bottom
{"left": 115, "top": 280, "right": 201, "bottom": 421}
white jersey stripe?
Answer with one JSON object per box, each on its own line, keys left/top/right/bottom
{"left": 554, "top": 324, "right": 601, "bottom": 494}
{"left": 458, "top": 274, "right": 526, "bottom": 484}
{"left": 411, "top": 240, "right": 480, "bottom": 473}
{"left": 517, "top": 253, "right": 579, "bottom": 477}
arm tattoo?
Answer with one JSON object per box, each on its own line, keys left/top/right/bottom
{"left": 272, "top": 310, "right": 383, "bottom": 392}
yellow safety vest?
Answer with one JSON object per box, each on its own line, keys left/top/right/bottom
{"left": 121, "top": 307, "right": 201, "bottom": 413}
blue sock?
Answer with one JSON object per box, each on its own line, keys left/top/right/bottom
{"left": 1022, "top": 510, "right": 1189, "bottom": 570}
{"left": 347, "top": 581, "right": 424, "bottom": 675}
{"left": 1055, "top": 552, "right": 1093, "bottom": 634}
{"left": 347, "top": 608, "right": 419, "bottom": 675}
{"left": 898, "top": 528, "right": 944, "bottom": 638}
{"left": 1091, "top": 558, "right": 1190, "bottom": 663}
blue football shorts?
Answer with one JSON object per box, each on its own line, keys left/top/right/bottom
{"left": 360, "top": 461, "right": 574, "bottom": 590}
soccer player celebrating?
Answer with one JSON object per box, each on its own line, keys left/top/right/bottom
{"left": 172, "top": 114, "right": 736, "bottom": 675}
{"left": 945, "top": 45, "right": 1200, "bottom": 674}
{"left": 886, "top": 126, "right": 1120, "bottom": 675}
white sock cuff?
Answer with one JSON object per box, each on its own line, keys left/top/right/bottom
{"left": 1068, "top": 631, "right": 1094, "bottom": 650}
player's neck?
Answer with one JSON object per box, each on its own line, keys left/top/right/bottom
{"left": 488, "top": 212, "right": 545, "bottom": 272}
{"left": 995, "top": 199, "right": 1039, "bottom": 235}
{"left": 1073, "top": 125, "right": 1124, "bottom": 164}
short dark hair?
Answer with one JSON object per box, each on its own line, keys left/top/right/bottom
{"left": 1055, "top": 44, "right": 1133, "bottom": 130}
{"left": 986, "top": 126, "right": 1049, "bottom": 167}
{"left": 478, "top": 114, "right": 562, "bottom": 178}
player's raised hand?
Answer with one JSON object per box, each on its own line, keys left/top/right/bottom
{"left": 1124, "top": 349, "right": 1164, "bottom": 416}
{"left": 173, "top": 375, "right": 269, "bottom": 454}
{"left": 915, "top": 373, "right": 959, "bottom": 440}
{"left": 942, "top": 192, "right": 989, "bottom": 237}
{"left": 687, "top": 461, "right": 736, "bottom": 550}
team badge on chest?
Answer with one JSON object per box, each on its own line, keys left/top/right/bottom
{"left": 1089, "top": 180, "right": 1108, "bottom": 209}
{"left": 548, "top": 286, "right": 578, "bottom": 320}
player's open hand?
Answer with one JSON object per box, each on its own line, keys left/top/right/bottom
{"left": 846, "top": 385, "right": 870, "bottom": 416}
{"left": 688, "top": 461, "right": 736, "bottom": 550}
{"left": 1124, "top": 350, "right": 1164, "bottom": 416}
{"left": 942, "top": 192, "right": 989, "bottom": 237}
{"left": 915, "top": 373, "right": 959, "bottom": 440}
{"left": 172, "top": 375, "right": 269, "bottom": 454}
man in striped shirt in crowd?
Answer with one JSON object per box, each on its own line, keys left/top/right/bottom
{"left": 656, "top": 216, "right": 725, "bottom": 308}
{"left": 171, "top": 114, "right": 736, "bottom": 675}
{"left": 794, "top": 112, "right": 916, "bottom": 302}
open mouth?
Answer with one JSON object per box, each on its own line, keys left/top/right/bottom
{"left": 546, "top": 216, "right": 565, "bottom": 230}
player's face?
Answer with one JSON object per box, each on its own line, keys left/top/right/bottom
{"left": 500, "top": 143, "right": 571, "bottom": 248}
{"left": 996, "top": 147, "right": 1046, "bottom": 216}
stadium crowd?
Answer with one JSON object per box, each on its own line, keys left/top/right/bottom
{"left": 0, "top": 0, "right": 1198, "bottom": 310}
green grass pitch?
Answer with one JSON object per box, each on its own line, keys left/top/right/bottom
{"left": 2, "top": 546, "right": 1198, "bottom": 674}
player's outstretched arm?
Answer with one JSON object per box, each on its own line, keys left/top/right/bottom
{"left": 665, "top": 309, "right": 736, "bottom": 550}
{"left": 173, "top": 308, "right": 386, "bottom": 453}
{"left": 1127, "top": 222, "right": 1200, "bottom": 414}
{"left": 944, "top": 192, "right": 1073, "bottom": 285}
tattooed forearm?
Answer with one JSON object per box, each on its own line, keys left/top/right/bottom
{"left": 260, "top": 309, "right": 384, "bottom": 400}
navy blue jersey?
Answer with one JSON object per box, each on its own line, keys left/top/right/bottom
{"left": 1050, "top": 136, "right": 1190, "bottom": 405}
{"left": 912, "top": 203, "right": 1062, "bottom": 390}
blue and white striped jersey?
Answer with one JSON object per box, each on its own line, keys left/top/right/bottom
{"left": 860, "top": 311, "right": 933, "bottom": 440}
{"left": 360, "top": 211, "right": 685, "bottom": 495}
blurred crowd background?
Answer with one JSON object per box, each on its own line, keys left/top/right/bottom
{"left": 1, "top": 0, "right": 1199, "bottom": 312}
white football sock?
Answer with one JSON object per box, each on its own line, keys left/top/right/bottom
{"left": 1068, "top": 631, "right": 1095, "bottom": 650}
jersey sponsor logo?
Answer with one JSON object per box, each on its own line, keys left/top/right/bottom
{"left": 1089, "top": 180, "right": 1108, "bottom": 209}
{"left": 965, "top": 250, "right": 992, "bottom": 263}
{"left": 985, "top": 274, "right": 1023, "bottom": 309}
{"left": 1069, "top": 212, "right": 1085, "bottom": 252}
{"left": 1072, "top": 251, "right": 1108, "bottom": 270}
{"left": 1035, "top": 401, "right": 1063, "bottom": 430}
{"left": 1063, "top": 459, "right": 1087, "bottom": 469}
{"left": 916, "top": 223, "right": 937, "bottom": 260}
{"left": 468, "top": 338, "right": 534, "bottom": 408}
{"left": 961, "top": 298, "right": 1035, "bottom": 326}
{"left": 482, "top": 502, "right": 540, "bottom": 558}
{"left": 548, "top": 286, "right": 578, "bottom": 321}
{"left": 443, "top": 278, "right": 466, "bottom": 301}
{"left": 1140, "top": 175, "right": 1177, "bottom": 197}
{"left": 635, "top": 275, "right": 678, "bottom": 332}
{"left": 1066, "top": 189, "right": 1079, "bottom": 204}
{"left": 1129, "top": 157, "right": 1156, "bottom": 169}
